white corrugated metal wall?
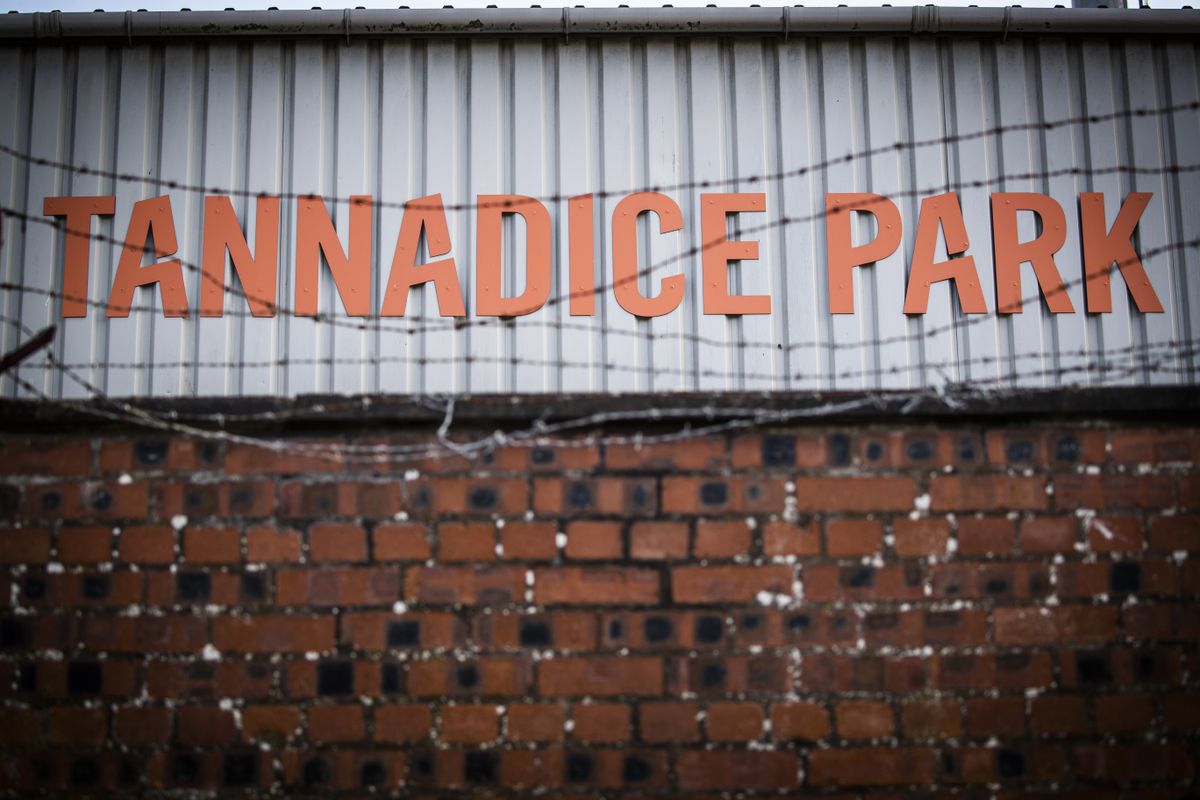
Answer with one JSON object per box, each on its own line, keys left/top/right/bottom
{"left": 1, "top": 32, "right": 1197, "bottom": 398}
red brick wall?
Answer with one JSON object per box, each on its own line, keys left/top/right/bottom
{"left": 0, "top": 422, "right": 1197, "bottom": 795}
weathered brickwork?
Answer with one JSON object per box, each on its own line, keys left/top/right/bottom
{"left": 0, "top": 422, "right": 1197, "bottom": 796}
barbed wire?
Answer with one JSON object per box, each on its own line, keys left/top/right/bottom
{"left": 0, "top": 94, "right": 1195, "bottom": 465}
{"left": 12, "top": 328, "right": 1195, "bottom": 388}
{"left": 2, "top": 159, "right": 1197, "bottom": 347}
{"left": 2, "top": 99, "right": 1196, "bottom": 213}
{"left": 7, "top": 340, "right": 1191, "bottom": 467}
{"left": 2, "top": 233, "right": 1197, "bottom": 389}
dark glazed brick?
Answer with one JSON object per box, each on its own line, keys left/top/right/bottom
{"left": 519, "top": 620, "right": 552, "bottom": 647}
{"left": 40, "top": 491, "right": 62, "bottom": 511}
{"left": 186, "top": 487, "right": 216, "bottom": 514}
{"left": 630, "top": 483, "right": 650, "bottom": 510}
{"left": 997, "top": 749, "right": 1025, "bottom": 778}
{"left": 317, "top": 661, "right": 354, "bottom": 695}
{"left": 699, "top": 482, "right": 728, "bottom": 506}
{"left": 607, "top": 619, "right": 624, "bottom": 640}
{"left": 134, "top": 440, "right": 168, "bottom": 465}
{"left": 787, "top": 613, "right": 811, "bottom": 633}
{"left": 531, "top": 448, "right": 555, "bottom": 465}
{"left": 0, "top": 618, "right": 28, "bottom": 648}
{"left": 198, "top": 442, "right": 219, "bottom": 464}
{"left": 468, "top": 486, "right": 498, "bottom": 510}
{"left": 1110, "top": 562, "right": 1141, "bottom": 592}
{"left": 842, "top": 566, "right": 875, "bottom": 588}
{"left": 566, "top": 753, "right": 593, "bottom": 783}
{"left": 1006, "top": 440, "right": 1036, "bottom": 463}
{"left": 464, "top": 751, "right": 497, "bottom": 785}
{"left": 381, "top": 664, "right": 403, "bottom": 693}
{"left": 0, "top": 484, "right": 19, "bottom": 516}
{"left": 956, "top": 437, "right": 978, "bottom": 462}
{"left": 69, "top": 758, "right": 99, "bottom": 787}
{"left": 566, "top": 483, "right": 593, "bottom": 510}
{"left": 229, "top": 487, "right": 256, "bottom": 513}
{"left": 1076, "top": 652, "right": 1112, "bottom": 684}
{"left": 623, "top": 755, "right": 652, "bottom": 783}
{"left": 696, "top": 615, "right": 724, "bottom": 644}
{"left": 223, "top": 753, "right": 257, "bottom": 787}
{"left": 67, "top": 661, "right": 102, "bottom": 694}
{"left": 699, "top": 662, "right": 726, "bottom": 689}
{"left": 81, "top": 573, "right": 110, "bottom": 599}
{"left": 643, "top": 616, "right": 673, "bottom": 643}
{"left": 455, "top": 663, "right": 480, "bottom": 689}
{"left": 90, "top": 489, "right": 113, "bottom": 511}
{"left": 19, "top": 664, "right": 37, "bottom": 692}
{"left": 360, "top": 760, "right": 386, "bottom": 787}
{"left": 22, "top": 577, "right": 46, "bottom": 601}
{"left": 387, "top": 620, "right": 421, "bottom": 647}
{"left": 118, "top": 758, "right": 139, "bottom": 786}
{"left": 303, "top": 757, "right": 331, "bottom": 786}
{"left": 906, "top": 438, "right": 934, "bottom": 461}
{"left": 740, "top": 612, "right": 762, "bottom": 630}
{"left": 828, "top": 433, "right": 851, "bottom": 466}
{"left": 173, "top": 754, "right": 202, "bottom": 786}
{"left": 177, "top": 572, "right": 211, "bottom": 602}
{"left": 1054, "top": 435, "right": 1081, "bottom": 462}
{"left": 240, "top": 573, "right": 267, "bottom": 601}
{"left": 996, "top": 653, "right": 1031, "bottom": 672}
{"left": 410, "top": 751, "right": 434, "bottom": 781}
{"left": 984, "top": 576, "right": 1009, "bottom": 595}
{"left": 762, "top": 435, "right": 796, "bottom": 467}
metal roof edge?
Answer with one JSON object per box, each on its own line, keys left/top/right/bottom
{"left": 0, "top": 387, "right": 1196, "bottom": 434}
{"left": 1, "top": 6, "right": 1199, "bottom": 43}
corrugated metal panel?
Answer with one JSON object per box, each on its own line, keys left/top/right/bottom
{"left": 1, "top": 32, "right": 1197, "bottom": 398}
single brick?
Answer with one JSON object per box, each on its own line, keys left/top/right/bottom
{"left": 245, "top": 526, "right": 302, "bottom": 562}
{"left": 826, "top": 518, "right": 883, "bottom": 556}
{"left": 564, "top": 521, "right": 622, "bottom": 560}
{"left": 629, "top": 521, "right": 688, "bottom": 560}
{"left": 440, "top": 704, "right": 499, "bottom": 744}
{"left": 534, "top": 567, "right": 659, "bottom": 605}
{"left": 572, "top": 703, "right": 631, "bottom": 743}
{"left": 694, "top": 519, "right": 751, "bottom": 559}
{"left": 639, "top": 701, "right": 700, "bottom": 743}
{"left": 437, "top": 523, "right": 496, "bottom": 562}
{"left": 308, "top": 522, "right": 367, "bottom": 562}
{"left": 672, "top": 565, "right": 791, "bottom": 604}
{"left": 707, "top": 701, "right": 764, "bottom": 741}
{"left": 499, "top": 522, "right": 558, "bottom": 560}
{"left": 771, "top": 701, "right": 829, "bottom": 742}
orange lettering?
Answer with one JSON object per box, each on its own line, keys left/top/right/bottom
{"left": 903, "top": 193, "right": 987, "bottom": 315}
{"left": 381, "top": 194, "right": 465, "bottom": 317}
{"left": 43, "top": 195, "right": 116, "bottom": 318}
{"left": 991, "top": 193, "right": 1072, "bottom": 314}
{"left": 295, "top": 195, "right": 372, "bottom": 317}
{"left": 825, "top": 193, "right": 903, "bottom": 314}
{"left": 1080, "top": 191, "right": 1162, "bottom": 313}
{"left": 476, "top": 195, "right": 551, "bottom": 317}
{"left": 568, "top": 194, "right": 596, "bottom": 316}
{"left": 108, "top": 196, "right": 188, "bottom": 318}
{"left": 200, "top": 195, "right": 279, "bottom": 317}
{"left": 700, "top": 193, "right": 770, "bottom": 315}
{"left": 612, "top": 192, "right": 685, "bottom": 318}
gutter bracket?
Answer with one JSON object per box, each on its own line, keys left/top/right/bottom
{"left": 782, "top": 7, "right": 790, "bottom": 42}
{"left": 124, "top": 10, "right": 133, "bottom": 47}
{"left": 562, "top": 8, "right": 569, "bottom": 43}
{"left": 343, "top": 9, "right": 352, "bottom": 46}
{"left": 911, "top": 5, "right": 940, "bottom": 34}
{"left": 1001, "top": 7, "right": 1012, "bottom": 42}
